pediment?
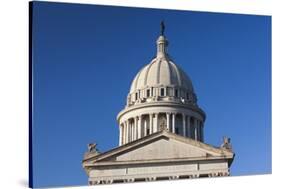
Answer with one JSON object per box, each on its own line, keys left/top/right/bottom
{"left": 106, "top": 136, "right": 215, "bottom": 162}
{"left": 84, "top": 131, "right": 233, "bottom": 165}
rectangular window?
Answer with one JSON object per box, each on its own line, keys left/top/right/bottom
{"left": 186, "top": 93, "right": 189, "bottom": 100}
{"left": 160, "top": 88, "right": 165, "bottom": 96}
{"left": 135, "top": 93, "right": 138, "bottom": 100}
{"left": 146, "top": 89, "right": 150, "bottom": 97}
{"left": 175, "top": 89, "right": 178, "bottom": 97}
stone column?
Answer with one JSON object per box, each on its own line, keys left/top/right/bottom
{"left": 198, "top": 121, "right": 201, "bottom": 141}
{"left": 187, "top": 116, "right": 191, "bottom": 138}
{"left": 149, "top": 114, "right": 153, "bottom": 134}
{"left": 182, "top": 113, "right": 186, "bottom": 137}
{"left": 135, "top": 119, "right": 138, "bottom": 140}
{"left": 134, "top": 121, "right": 137, "bottom": 140}
{"left": 201, "top": 122, "right": 204, "bottom": 142}
{"left": 128, "top": 121, "right": 131, "bottom": 142}
{"left": 123, "top": 122, "right": 126, "bottom": 144}
{"left": 194, "top": 119, "right": 198, "bottom": 141}
{"left": 119, "top": 125, "right": 122, "bottom": 146}
{"left": 166, "top": 113, "right": 170, "bottom": 131}
{"left": 128, "top": 120, "right": 131, "bottom": 142}
{"left": 144, "top": 118, "right": 147, "bottom": 137}
{"left": 124, "top": 120, "right": 128, "bottom": 144}
{"left": 134, "top": 117, "right": 138, "bottom": 140}
{"left": 138, "top": 115, "right": 142, "bottom": 139}
{"left": 154, "top": 113, "right": 158, "bottom": 132}
{"left": 132, "top": 121, "right": 135, "bottom": 141}
{"left": 172, "top": 113, "right": 176, "bottom": 133}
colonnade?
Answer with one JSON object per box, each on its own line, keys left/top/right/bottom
{"left": 119, "top": 112, "right": 204, "bottom": 145}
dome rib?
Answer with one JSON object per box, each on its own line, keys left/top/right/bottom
{"left": 133, "top": 67, "right": 145, "bottom": 92}
{"left": 156, "top": 59, "right": 162, "bottom": 84}
{"left": 170, "top": 61, "right": 182, "bottom": 86}
{"left": 144, "top": 59, "right": 155, "bottom": 86}
{"left": 166, "top": 59, "right": 173, "bottom": 85}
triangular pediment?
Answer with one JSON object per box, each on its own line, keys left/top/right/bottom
{"left": 83, "top": 130, "right": 233, "bottom": 165}
{"left": 107, "top": 136, "right": 214, "bottom": 161}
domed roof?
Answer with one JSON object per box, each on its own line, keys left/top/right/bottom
{"left": 129, "top": 57, "right": 194, "bottom": 94}
{"left": 129, "top": 33, "right": 194, "bottom": 94}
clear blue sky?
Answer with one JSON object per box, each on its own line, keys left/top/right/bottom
{"left": 31, "top": 1, "right": 271, "bottom": 188}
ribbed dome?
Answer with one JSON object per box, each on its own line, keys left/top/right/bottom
{"left": 129, "top": 58, "right": 194, "bottom": 94}
{"left": 117, "top": 22, "right": 206, "bottom": 147}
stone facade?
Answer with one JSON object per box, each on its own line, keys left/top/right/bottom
{"left": 82, "top": 22, "right": 234, "bottom": 185}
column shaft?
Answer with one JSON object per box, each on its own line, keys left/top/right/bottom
{"left": 187, "top": 116, "right": 191, "bottom": 138}
{"left": 182, "top": 114, "right": 186, "bottom": 137}
{"left": 198, "top": 121, "right": 201, "bottom": 141}
{"left": 201, "top": 122, "right": 204, "bottom": 142}
{"left": 138, "top": 116, "right": 142, "bottom": 139}
{"left": 126, "top": 121, "right": 129, "bottom": 144}
{"left": 149, "top": 114, "right": 153, "bottom": 134}
{"left": 194, "top": 119, "right": 198, "bottom": 141}
{"left": 154, "top": 113, "right": 158, "bottom": 132}
{"left": 166, "top": 113, "right": 170, "bottom": 131}
{"left": 128, "top": 121, "right": 131, "bottom": 142}
{"left": 119, "top": 125, "right": 122, "bottom": 146}
{"left": 132, "top": 122, "right": 135, "bottom": 141}
{"left": 134, "top": 117, "right": 137, "bottom": 140}
{"left": 172, "top": 113, "right": 176, "bottom": 133}
{"left": 144, "top": 119, "right": 147, "bottom": 137}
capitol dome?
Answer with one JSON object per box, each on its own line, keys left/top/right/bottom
{"left": 129, "top": 57, "right": 194, "bottom": 94}
{"left": 117, "top": 23, "right": 206, "bottom": 146}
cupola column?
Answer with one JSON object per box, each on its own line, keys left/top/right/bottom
{"left": 149, "top": 114, "right": 153, "bottom": 134}
{"left": 201, "top": 122, "right": 204, "bottom": 142}
{"left": 198, "top": 120, "right": 201, "bottom": 141}
{"left": 144, "top": 119, "right": 147, "bottom": 137}
{"left": 154, "top": 113, "right": 159, "bottom": 132}
{"left": 128, "top": 120, "right": 131, "bottom": 142}
{"left": 119, "top": 125, "right": 122, "bottom": 146}
{"left": 182, "top": 113, "right": 186, "bottom": 137}
{"left": 132, "top": 120, "right": 135, "bottom": 141}
{"left": 187, "top": 116, "right": 191, "bottom": 138}
{"left": 125, "top": 120, "right": 129, "bottom": 144}
{"left": 138, "top": 116, "right": 142, "bottom": 139}
{"left": 166, "top": 113, "right": 170, "bottom": 131}
{"left": 194, "top": 119, "right": 198, "bottom": 141}
{"left": 172, "top": 113, "right": 176, "bottom": 133}
{"left": 134, "top": 117, "right": 138, "bottom": 140}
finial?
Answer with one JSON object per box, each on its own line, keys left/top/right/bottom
{"left": 160, "top": 21, "right": 165, "bottom": 36}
